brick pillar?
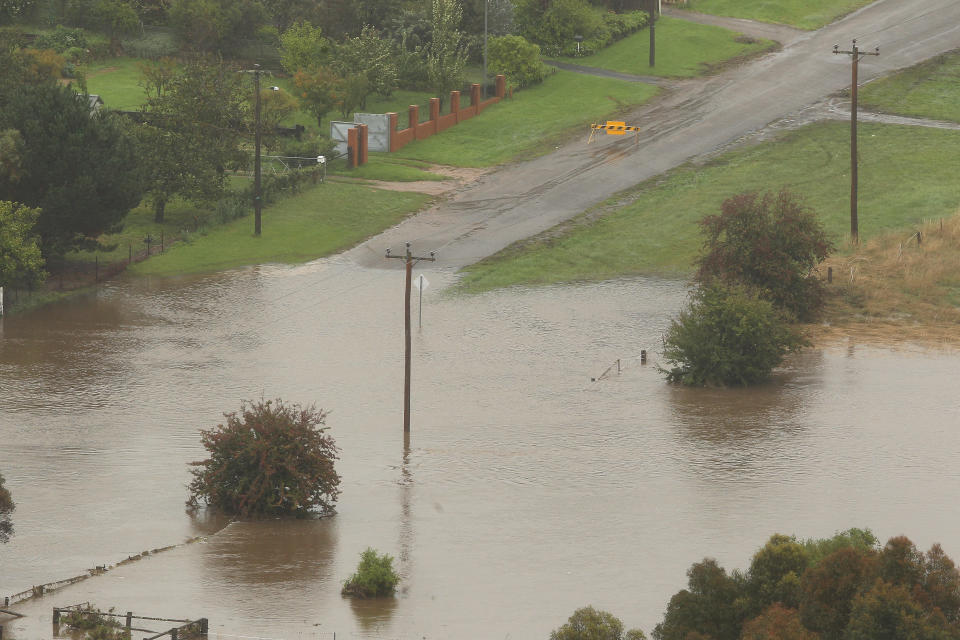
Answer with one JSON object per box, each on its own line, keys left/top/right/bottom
{"left": 429, "top": 97, "right": 440, "bottom": 133}
{"left": 450, "top": 90, "right": 460, "bottom": 116}
{"left": 495, "top": 74, "right": 506, "bottom": 98}
{"left": 471, "top": 83, "right": 482, "bottom": 112}
{"left": 387, "top": 112, "right": 398, "bottom": 152}
{"left": 408, "top": 104, "right": 419, "bottom": 135}
{"left": 358, "top": 123, "right": 368, "bottom": 165}
{"left": 347, "top": 126, "right": 358, "bottom": 168}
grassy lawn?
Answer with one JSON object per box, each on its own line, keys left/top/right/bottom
{"left": 392, "top": 70, "right": 658, "bottom": 167}
{"left": 860, "top": 49, "right": 960, "bottom": 123}
{"left": 81, "top": 57, "right": 152, "bottom": 110}
{"left": 557, "top": 16, "right": 776, "bottom": 78}
{"left": 680, "top": 0, "right": 875, "bottom": 30}
{"left": 328, "top": 156, "right": 448, "bottom": 182}
{"left": 457, "top": 121, "right": 960, "bottom": 292}
{"left": 126, "top": 181, "right": 430, "bottom": 276}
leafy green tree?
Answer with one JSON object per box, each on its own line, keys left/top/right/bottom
{"left": 488, "top": 35, "right": 548, "bottom": 87}
{"left": 187, "top": 398, "right": 341, "bottom": 517}
{"left": 514, "top": 0, "right": 602, "bottom": 50}
{"left": 139, "top": 56, "right": 248, "bottom": 223}
{"left": 293, "top": 67, "right": 343, "bottom": 127}
{"left": 660, "top": 282, "right": 806, "bottom": 386}
{"left": 0, "top": 201, "right": 45, "bottom": 290}
{"left": 168, "top": 0, "right": 267, "bottom": 52}
{"left": 93, "top": 0, "right": 139, "bottom": 54}
{"left": 741, "top": 604, "right": 818, "bottom": 640}
{"left": 332, "top": 25, "right": 397, "bottom": 111}
{"left": 341, "top": 548, "right": 401, "bottom": 598}
{"left": 652, "top": 559, "right": 745, "bottom": 640}
{"left": 426, "top": 0, "right": 467, "bottom": 108}
{"left": 0, "top": 129, "right": 24, "bottom": 184}
{"left": 0, "top": 471, "right": 13, "bottom": 543}
{"left": 746, "top": 534, "right": 810, "bottom": 613}
{"left": 279, "top": 20, "right": 331, "bottom": 74}
{"left": 844, "top": 580, "right": 955, "bottom": 640}
{"left": 696, "top": 190, "right": 833, "bottom": 321}
{"left": 0, "top": 84, "right": 144, "bottom": 257}
{"left": 551, "top": 606, "right": 646, "bottom": 640}
{"left": 801, "top": 528, "right": 879, "bottom": 566}
{"left": 918, "top": 544, "right": 960, "bottom": 622}
{"left": 800, "top": 547, "right": 879, "bottom": 640}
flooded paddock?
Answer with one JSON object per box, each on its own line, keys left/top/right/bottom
{"left": 1, "top": 260, "right": 959, "bottom": 639}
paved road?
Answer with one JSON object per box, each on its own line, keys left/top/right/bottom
{"left": 348, "top": 0, "right": 960, "bottom": 271}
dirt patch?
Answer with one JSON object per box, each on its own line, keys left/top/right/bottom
{"left": 333, "top": 165, "right": 490, "bottom": 195}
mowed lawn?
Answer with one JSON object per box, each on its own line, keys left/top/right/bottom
{"left": 128, "top": 181, "right": 430, "bottom": 276}
{"left": 680, "top": 0, "right": 875, "bottom": 30}
{"left": 457, "top": 122, "right": 960, "bottom": 292}
{"left": 557, "top": 16, "right": 776, "bottom": 78}
{"left": 860, "top": 49, "right": 960, "bottom": 123}
{"left": 393, "top": 70, "right": 658, "bottom": 167}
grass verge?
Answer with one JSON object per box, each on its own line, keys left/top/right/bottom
{"left": 860, "top": 49, "right": 960, "bottom": 123}
{"left": 680, "top": 0, "right": 875, "bottom": 30}
{"left": 456, "top": 121, "right": 960, "bottom": 292}
{"left": 328, "top": 156, "right": 448, "bottom": 182}
{"left": 556, "top": 16, "right": 776, "bottom": 78}
{"left": 393, "top": 70, "right": 658, "bottom": 167}
{"left": 128, "top": 181, "right": 431, "bottom": 276}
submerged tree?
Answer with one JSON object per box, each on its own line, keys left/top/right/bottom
{"left": 0, "top": 470, "right": 14, "bottom": 543}
{"left": 187, "top": 398, "right": 340, "bottom": 518}
{"left": 551, "top": 606, "right": 647, "bottom": 640}
{"left": 341, "top": 547, "right": 400, "bottom": 598}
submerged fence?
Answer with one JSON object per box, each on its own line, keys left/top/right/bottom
{"left": 54, "top": 604, "right": 208, "bottom": 639}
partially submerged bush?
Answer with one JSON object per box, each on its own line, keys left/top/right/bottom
{"left": 61, "top": 605, "right": 130, "bottom": 640}
{"left": 551, "top": 606, "right": 647, "bottom": 640}
{"left": 187, "top": 398, "right": 340, "bottom": 518}
{"left": 661, "top": 283, "right": 806, "bottom": 386}
{"left": 341, "top": 548, "right": 400, "bottom": 598}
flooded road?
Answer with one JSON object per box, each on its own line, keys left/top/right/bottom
{"left": 2, "top": 260, "right": 960, "bottom": 639}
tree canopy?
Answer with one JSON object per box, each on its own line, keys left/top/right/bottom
{"left": 0, "top": 200, "right": 45, "bottom": 290}
{"left": 0, "top": 471, "right": 14, "bottom": 543}
{"left": 187, "top": 398, "right": 341, "bottom": 518}
{"left": 551, "top": 606, "right": 647, "bottom": 640}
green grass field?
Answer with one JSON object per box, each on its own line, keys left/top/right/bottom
{"left": 557, "top": 16, "right": 776, "bottom": 78}
{"left": 680, "top": 0, "right": 875, "bottom": 30}
{"left": 82, "top": 57, "right": 152, "bottom": 110}
{"left": 457, "top": 121, "right": 960, "bottom": 292}
{"left": 393, "top": 70, "right": 658, "bottom": 167}
{"left": 329, "top": 156, "right": 448, "bottom": 182}
{"left": 860, "top": 49, "right": 960, "bottom": 123}
{"left": 126, "top": 181, "right": 430, "bottom": 276}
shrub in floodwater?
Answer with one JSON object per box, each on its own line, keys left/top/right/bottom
{"left": 186, "top": 398, "right": 340, "bottom": 518}
{"left": 62, "top": 605, "right": 130, "bottom": 640}
{"left": 550, "top": 605, "right": 647, "bottom": 640}
{"left": 0, "top": 470, "right": 13, "bottom": 543}
{"left": 660, "top": 282, "right": 806, "bottom": 387}
{"left": 341, "top": 548, "right": 400, "bottom": 598}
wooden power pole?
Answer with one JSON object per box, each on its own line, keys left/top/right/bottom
{"left": 833, "top": 39, "right": 879, "bottom": 244}
{"left": 386, "top": 243, "right": 435, "bottom": 435}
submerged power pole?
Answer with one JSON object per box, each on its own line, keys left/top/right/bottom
{"left": 833, "top": 39, "right": 879, "bottom": 244}
{"left": 386, "top": 242, "right": 436, "bottom": 435}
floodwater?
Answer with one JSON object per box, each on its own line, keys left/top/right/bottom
{"left": 1, "top": 259, "right": 959, "bottom": 640}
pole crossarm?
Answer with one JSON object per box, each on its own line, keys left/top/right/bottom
{"left": 386, "top": 242, "right": 436, "bottom": 436}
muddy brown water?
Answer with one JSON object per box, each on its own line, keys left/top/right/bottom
{"left": 1, "top": 261, "right": 959, "bottom": 639}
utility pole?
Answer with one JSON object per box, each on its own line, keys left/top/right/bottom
{"left": 386, "top": 243, "right": 436, "bottom": 435}
{"left": 647, "top": 0, "right": 657, "bottom": 67}
{"left": 482, "top": 0, "right": 488, "bottom": 99}
{"left": 253, "top": 63, "right": 262, "bottom": 236}
{"left": 833, "top": 39, "right": 879, "bottom": 244}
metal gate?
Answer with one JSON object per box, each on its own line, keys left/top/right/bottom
{"left": 352, "top": 113, "right": 390, "bottom": 152}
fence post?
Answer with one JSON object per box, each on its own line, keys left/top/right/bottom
{"left": 408, "top": 104, "right": 419, "bottom": 136}
{"left": 347, "top": 127, "right": 358, "bottom": 169}
{"left": 199, "top": 618, "right": 208, "bottom": 635}
{"left": 358, "top": 123, "right": 368, "bottom": 166}
{"left": 53, "top": 608, "right": 60, "bottom": 624}
{"left": 170, "top": 628, "right": 177, "bottom": 640}
{"left": 495, "top": 74, "right": 506, "bottom": 98}
{"left": 126, "top": 612, "right": 132, "bottom": 630}
{"left": 387, "top": 112, "right": 398, "bottom": 152}
{"left": 429, "top": 97, "right": 440, "bottom": 134}
{"left": 471, "top": 83, "right": 481, "bottom": 112}
{"left": 450, "top": 90, "right": 461, "bottom": 122}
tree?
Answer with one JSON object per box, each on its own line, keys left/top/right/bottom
{"left": 187, "top": 398, "right": 341, "bottom": 518}
{"left": 746, "top": 534, "right": 810, "bottom": 613}
{"left": 514, "top": 0, "right": 601, "bottom": 50}
{"left": 660, "top": 282, "right": 807, "bottom": 386}
{"left": 652, "top": 559, "right": 745, "bottom": 640}
{"left": 168, "top": 0, "right": 267, "bottom": 52}
{"left": 551, "top": 606, "right": 646, "bottom": 640}
{"left": 0, "top": 129, "right": 24, "bottom": 184}
{"left": 139, "top": 56, "right": 248, "bottom": 223}
{"left": 696, "top": 190, "right": 833, "bottom": 321}
{"left": 426, "top": 0, "right": 468, "bottom": 109}
{"left": 844, "top": 580, "right": 949, "bottom": 640}
{"left": 341, "top": 548, "right": 401, "bottom": 598}
{"left": 801, "top": 528, "right": 879, "bottom": 567}
{"left": 293, "top": 67, "right": 343, "bottom": 128}
{"left": 488, "top": 35, "right": 548, "bottom": 88}
{"left": 919, "top": 544, "right": 960, "bottom": 622}
{"left": 279, "top": 20, "right": 331, "bottom": 74}
{"left": 0, "top": 471, "right": 13, "bottom": 543}
{"left": 0, "top": 83, "right": 144, "bottom": 257}
{"left": 741, "top": 604, "right": 818, "bottom": 640}
{"left": 799, "top": 547, "right": 879, "bottom": 640}
{"left": 332, "top": 25, "right": 398, "bottom": 112}
{"left": 0, "top": 200, "right": 45, "bottom": 290}
{"left": 93, "top": 0, "right": 139, "bottom": 54}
